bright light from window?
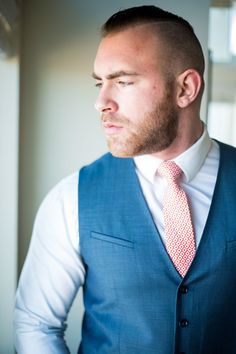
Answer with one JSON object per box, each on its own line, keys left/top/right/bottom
{"left": 230, "top": 2, "right": 236, "bottom": 55}
{"left": 209, "top": 6, "right": 232, "bottom": 62}
{"left": 209, "top": 2, "right": 236, "bottom": 62}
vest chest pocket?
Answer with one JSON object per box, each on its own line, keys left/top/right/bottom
{"left": 83, "top": 231, "right": 137, "bottom": 290}
{"left": 90, "top": 231, "right": 134, "bottom": 248}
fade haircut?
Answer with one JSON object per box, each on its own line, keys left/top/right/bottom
{"left": 101, "top": 5, "right": 205, "bottom": 79}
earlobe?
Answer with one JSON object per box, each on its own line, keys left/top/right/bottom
{"left": 176, "top": 69, "right": 202, "bottom": 108}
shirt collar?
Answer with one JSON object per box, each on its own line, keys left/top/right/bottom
{"left": 134, "top": 124, "right": 212, "bottom": 184}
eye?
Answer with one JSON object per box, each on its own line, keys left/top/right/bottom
{"left": 95, "top": 82, "right": 103, "bottom": 89}
{"left": 117, "top": 81, "right": 134, "bottom": 87}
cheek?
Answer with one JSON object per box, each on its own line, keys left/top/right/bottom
{"left": 118, "top": 88, "right": 157, "bottom": 118}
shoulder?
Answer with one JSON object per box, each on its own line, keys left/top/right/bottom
{"left": 213, "top": 140, "right": 236, "bottom": 179}
{"left": 36, "top": 172, "right": 79, "bottom": 226}
{"left": 80, "top": 152, "right": 114, "bottom": 172}
{"left": 42, "top": 171, "right": 79, "bottom": 205}
{"left": 217, "top": 140, "right": 236, "bottom": 164}
{"left": 80, "top": 152, "right": 134, "bottom": 178}
{"left": 41, "top": 154, "right": 116, "bottom": 208}
{"left": 217, "top": 140, "right": 236, "bottom": 153}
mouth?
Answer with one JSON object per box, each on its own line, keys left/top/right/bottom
{"left": 102, "top": 122, "right": 123, "bottom": 135}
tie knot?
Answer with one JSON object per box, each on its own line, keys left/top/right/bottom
{"left": 158, "top": 161, "right": 182, "bottom": 182}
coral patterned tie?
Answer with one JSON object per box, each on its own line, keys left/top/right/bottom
{"left": 158, "top": 161, "right": 196, "bottom": 277}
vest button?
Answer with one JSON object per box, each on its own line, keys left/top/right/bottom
{"left": 179, "top": 319, "right": 189, "bottom": 327}
{"left": 180, "top": 285, "right": 188, "bottom": 294}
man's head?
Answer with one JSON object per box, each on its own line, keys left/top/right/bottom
{"left": 101, "top": 6, "right": 205, "bottom": 78}
{"left": 93, "top": 6, "right": 205, "bottom": 158}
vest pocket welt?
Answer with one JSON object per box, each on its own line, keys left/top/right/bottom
{"left": 90, "top": 231, "right": 134, "bottom": 248}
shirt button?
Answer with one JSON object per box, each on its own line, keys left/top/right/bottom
{"left": 179, "top": 285, "right": 188, "bottom": 294}
{"left": 179, "top": 319, "right": 189, "bottom": 327}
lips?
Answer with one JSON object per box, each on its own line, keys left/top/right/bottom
{"left": 102, "top": 122, "right": 123, "bottom": 135}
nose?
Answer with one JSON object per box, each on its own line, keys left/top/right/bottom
{"left": 94, "top": 88, "right": 118, "bottom": 113}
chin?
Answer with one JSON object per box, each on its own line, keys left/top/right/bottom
{"left": 107, "top": 142, "right": 126, "bottom": 158}
{"left": 108, "top": 141, "right": 145, "bottom": 158}
{"left": 108, "top": 146, "right": 134, "bottom": 158}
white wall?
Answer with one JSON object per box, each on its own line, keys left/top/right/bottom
{"left": 0, "top": 57, "right": 19, "bottom": 354}
{"left": 19, "top": 1, "right": 211, "bottom": 352}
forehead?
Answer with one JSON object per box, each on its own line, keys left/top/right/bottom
{"left": 94, "top": 25, "right": 163, "bottom": 76}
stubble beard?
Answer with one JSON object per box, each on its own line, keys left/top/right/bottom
{"left": 102, "top": 89, "right": 179, "bottom": 158}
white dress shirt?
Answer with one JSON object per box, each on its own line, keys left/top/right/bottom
{"left": 134, "top": 127, "right": 219, "bottom": 248}
{"left": 14, "top": 126, "right": 220, "bottom": 353}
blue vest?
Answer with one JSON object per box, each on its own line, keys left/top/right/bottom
{"left": 78, "top": 141, "right": 236, "bottom": 354}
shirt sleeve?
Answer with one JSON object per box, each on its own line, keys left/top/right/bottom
{"left": 13, "top": 173, "right": 85, "bottom": 354}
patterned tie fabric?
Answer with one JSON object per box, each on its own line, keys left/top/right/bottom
{"left": 158, "top": 161, "right": 196, "bottom": 277}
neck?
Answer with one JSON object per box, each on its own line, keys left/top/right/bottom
{"left": 151, "top": 118, "right": 203, "bottom": 161}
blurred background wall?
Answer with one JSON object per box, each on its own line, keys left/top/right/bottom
{"left": 0, "top": 56, "right": 19, "bottom": 354}
{"left": 0, "top": 1, "right": 20, "bottom": 353}
{"left": 0, "top": 0, "right": 215, "bottom": 353}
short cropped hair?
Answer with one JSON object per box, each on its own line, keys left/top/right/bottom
{"left": 101, "top": 5, "right": 205, "bottom": 77}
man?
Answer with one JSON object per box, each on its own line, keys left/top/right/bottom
{"left": 14, "top": 5, "right": 236, "bottom": 354}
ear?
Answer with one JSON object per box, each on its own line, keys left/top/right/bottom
{"left": 176, "top": 69, "right": 202, "bottom": 108}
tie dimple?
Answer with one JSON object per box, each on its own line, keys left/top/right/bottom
{"left": 158, "top": 161, "right": 196, "bottom": 277}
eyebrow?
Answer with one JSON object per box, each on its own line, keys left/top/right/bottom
{"left": 92, "top": 70, "right": 139, "bottom": 80}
